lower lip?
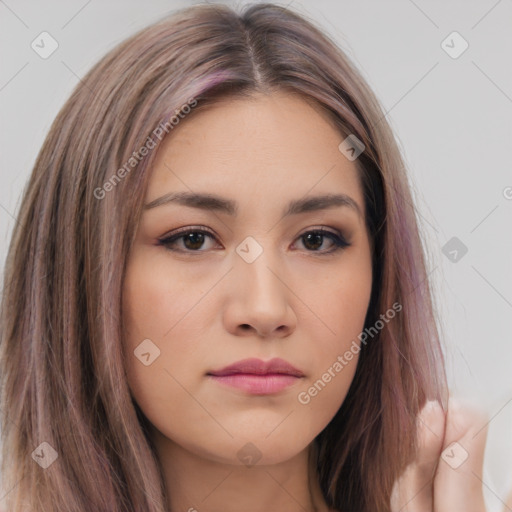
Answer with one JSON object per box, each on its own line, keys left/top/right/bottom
{"left": 208, "top": 373, "right": 301, "bottom": 394}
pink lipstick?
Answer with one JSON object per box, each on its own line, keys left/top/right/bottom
{"left": 207, "top": 357, "right": 304, "bottom": 395}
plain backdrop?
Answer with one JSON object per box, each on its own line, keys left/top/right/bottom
{"left": 0, "top": 0, "right": 511, "bottom": 510}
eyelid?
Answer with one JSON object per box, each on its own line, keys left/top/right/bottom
{"left": 161, "top": 225, "right": 215, "bottom": 238}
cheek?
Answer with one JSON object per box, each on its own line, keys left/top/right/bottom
{"left": 122, "top": 251, "right": 206, "bottom": 356}
{"left": 121, "top": 256, "right": 185, "bottom": 406}
{"left": 121, "top": 251, "right": 215, "bottom": 420}
{"left": 295, "top": 256, "right": 372, "bottom": 418}
{"left": 305, "top": 251, "right": 372, "bottom": 351}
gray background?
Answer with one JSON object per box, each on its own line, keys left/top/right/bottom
{"left": 0, "top": 0, "right": 511, "bottom": 509}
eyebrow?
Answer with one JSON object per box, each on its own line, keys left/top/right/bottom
{"left": 143, "top": 191, "right": 363, "bottom": 220}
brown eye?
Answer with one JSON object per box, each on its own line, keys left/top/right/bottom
{"left": 158, "top": 228, "right": 218, "bottom": 253}
{"left": 181, "top": 232, "right": 207, "bottom": 251}
{"left": 296, "top": 230, "right": 350, "bottom": 253}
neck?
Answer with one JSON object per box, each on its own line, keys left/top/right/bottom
{"left": 149, "top": 426, "right": 331, "bottom": 512}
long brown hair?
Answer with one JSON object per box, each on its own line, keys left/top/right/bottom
{"left": 0, "top": 3, "right": 447, "bottom": 511}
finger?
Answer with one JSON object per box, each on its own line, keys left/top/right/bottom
{"left": 433, "top": 397, "right": 488, "bottom": 512}
{"left": 390, "top": 400, "right": 445, "bottom": 512}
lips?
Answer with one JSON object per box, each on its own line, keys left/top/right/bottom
{"left": 207, "top": 357, "right": 304, "bottom": 378}
{"left": 207, "top": 358, "right": 304, "bottom": 395}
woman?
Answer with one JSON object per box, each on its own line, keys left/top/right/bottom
{"left": 0, "top": 3, "right": 491, "bottom": 511}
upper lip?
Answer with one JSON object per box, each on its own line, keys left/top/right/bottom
{"left": 207, "top": 358, "right": 304, "bottom": 377}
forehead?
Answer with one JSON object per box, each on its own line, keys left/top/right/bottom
{"left": 146, "top": 91, "right": 365, "bottom": 217}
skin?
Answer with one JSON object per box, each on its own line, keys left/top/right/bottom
{"left": 121, "top": 91, "right": 493, "bottom": 511}
{"left": 390, "top": 398, "right": 492, "bottom": 512}
{"left": 122, "top": 91, "right": 372, "bottom": 512}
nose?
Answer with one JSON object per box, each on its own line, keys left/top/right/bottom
{"left": 223, "top": 247, "right": 297, "bottom": 339}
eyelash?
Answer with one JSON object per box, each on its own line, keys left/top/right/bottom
{"left": 157, "top": 225, "right": 351, "bottom": 256}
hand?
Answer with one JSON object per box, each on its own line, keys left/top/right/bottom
{"left": 390, "top": 397, "right": 489, "bottom": 512}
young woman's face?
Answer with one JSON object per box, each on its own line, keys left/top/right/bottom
{"left": 122, "top": 91, "right": 373, "bottom": 466}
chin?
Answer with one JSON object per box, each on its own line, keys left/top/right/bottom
{"left": 198, "top": 435, "right": 312, "bottom": 468}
